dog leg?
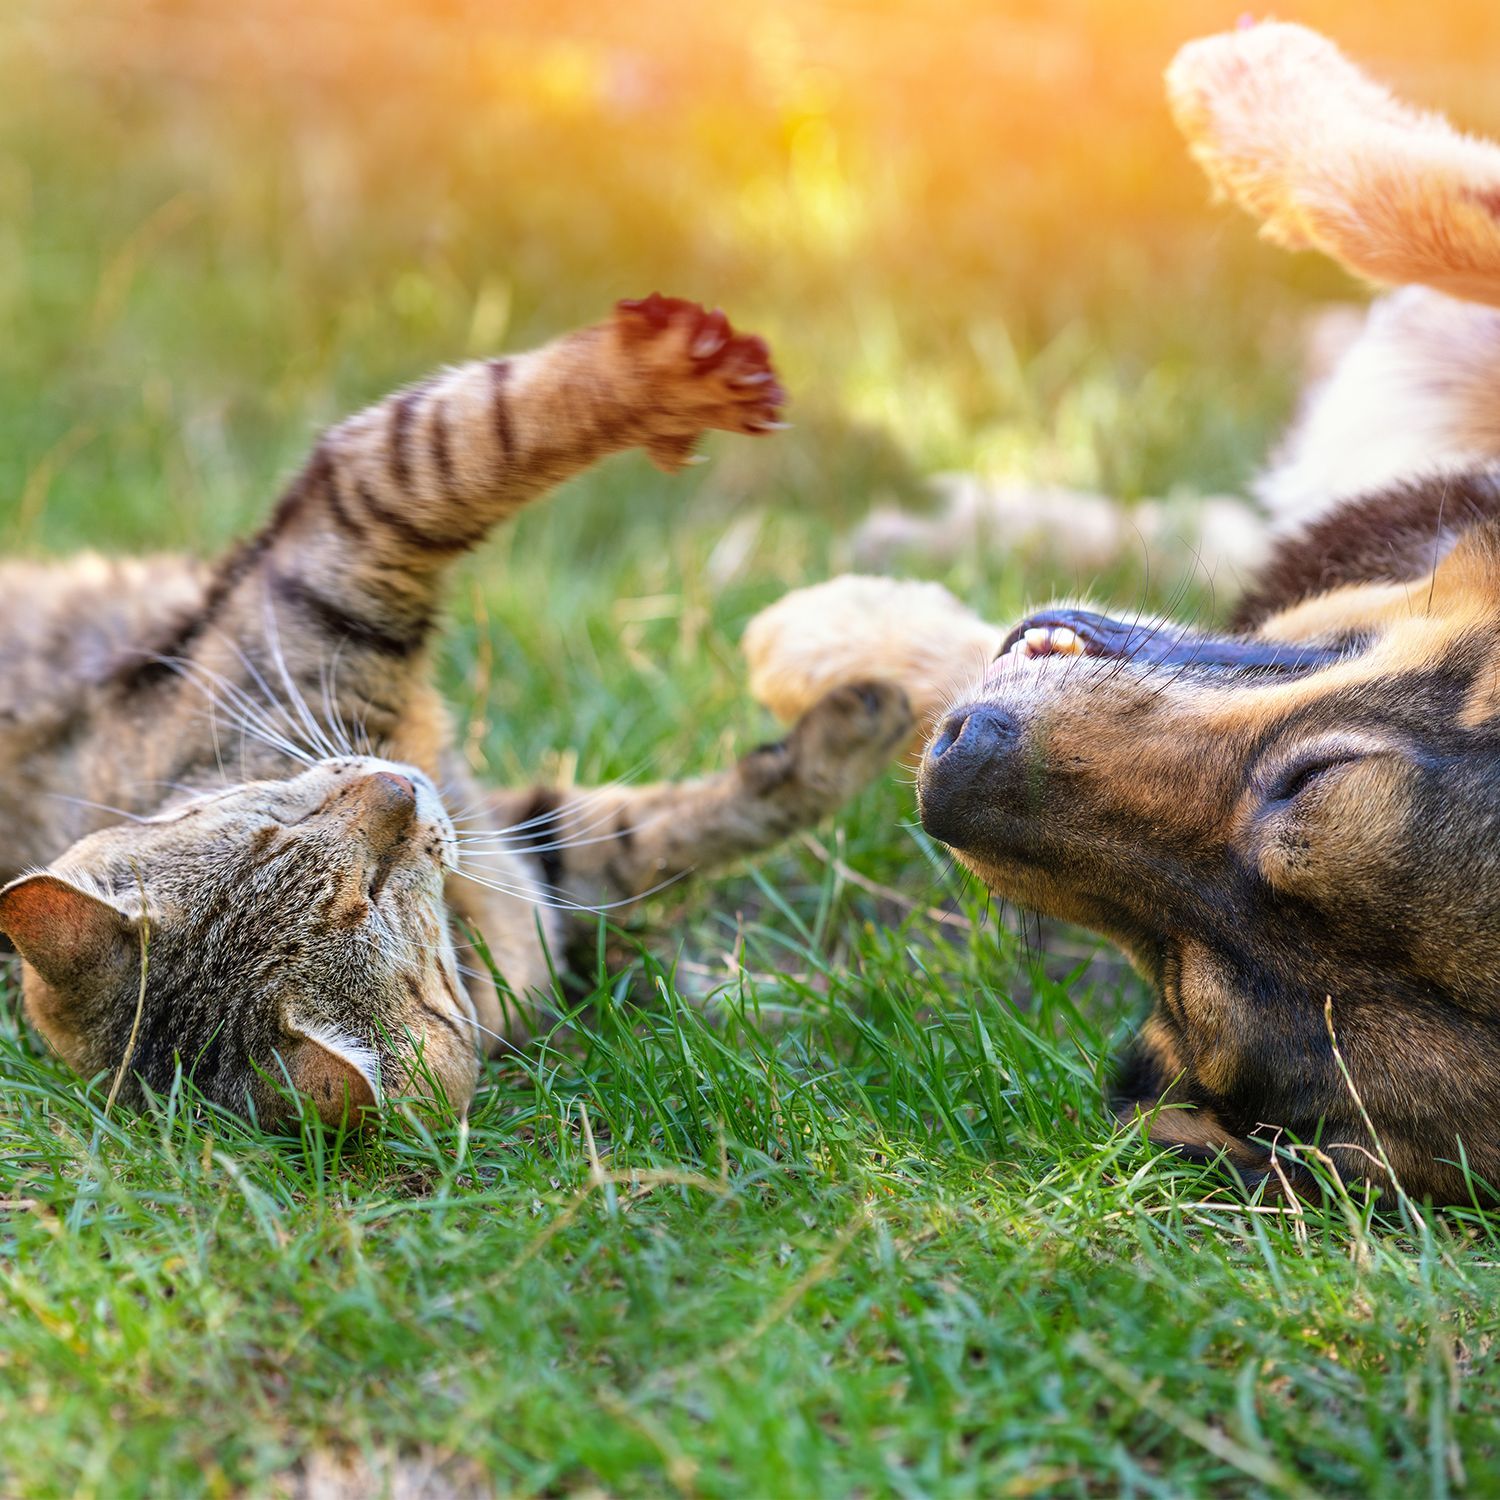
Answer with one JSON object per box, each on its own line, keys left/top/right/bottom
{"left": 1169, "top": 21, "right": 1500, "bottom": 307}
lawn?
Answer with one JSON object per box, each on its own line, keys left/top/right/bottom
{"left": 5, "top": 1, "right": 1500, "bottom": 1495}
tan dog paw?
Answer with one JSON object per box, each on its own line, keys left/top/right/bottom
{"left": 1168, "top": 21, "right": 1500, "bottom": 304}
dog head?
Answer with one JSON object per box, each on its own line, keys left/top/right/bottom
{"left": 918, "top": 524, "right": 1500, "bottom": 1193}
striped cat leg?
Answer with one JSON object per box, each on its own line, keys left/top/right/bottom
{"left": 134, "top": 299, "right": 784, "bottom": 768}
{"left": 439, "top": 681, "right": 909, "bottom": 1048}
{"left": 467, "top": 681, "right": 913, "bottom": 933}
{"left": 260, "top": 294, "right": 786, "bottom": 655}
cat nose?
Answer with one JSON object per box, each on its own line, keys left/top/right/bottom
{"left": 350, "top": 771, "right": 418, "bottom": 854}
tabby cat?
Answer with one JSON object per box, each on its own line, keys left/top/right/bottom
{"left": 0, "top": 296, "right": 911, "bottom": 1125}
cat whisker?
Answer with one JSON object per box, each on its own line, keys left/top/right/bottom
{"left": 318, "top": 642, "right": 362, "bottom": 760}
{"left": 453, "top": 865, "right": 688, "bottom": 914}
{"left": 158, "top": 653, "right": 322, "bottom": 767}
{"left": 260, "top": 591, "right": 344, "bottom": 761}
{"left": 44, "top": 794, "right": 152, "bottom": 824}
{"left": 446, "top": 759, "right": 656, "bottom": 835}
{"left": 453, "top": 788, "right": 634, "bottom": 842}
{"left": 459, "top": 809, "right": 672, "bottom": 859}
{"left": 194, "top": 625, "right": 330, "bottom": 764}
{"left": 438, "top": 1008, "right": 521, "bottom": 1048}
{"left": 453, "top": 794, "right": 634, "bottom": 839}
{"left": 454, "top": 807, "right": 640, "bottom": 852}
{"left": 442, "top": 790, "right": 505, "bottom": 826}
{"left": 198, "top": 634, "right": 329, "bottom": 758}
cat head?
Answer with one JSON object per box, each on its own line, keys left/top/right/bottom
{"left": 0, "top": 757, "right": 479, "bottom": 1126}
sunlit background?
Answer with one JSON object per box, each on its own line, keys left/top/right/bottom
{"left": 9, "top": 0, "right": 1500, "bottom": 541}
{"left": 4, "top": 0, "right": 1500, "bottom": 773}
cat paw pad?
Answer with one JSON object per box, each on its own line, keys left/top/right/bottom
{"left": 613, "top": 294, "right": 787, "bottom": 470}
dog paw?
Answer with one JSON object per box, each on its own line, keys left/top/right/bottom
{"left": 1166, "top": 22, "right": 1397, "bottom": 251}
{"left": 1167, "top": 22, "right": 1500, "bottom": 301}
{"left": 744, "top": 575, "right": 1005, "bottom": 734}
{"left": 612, "top": 293, "right": 788, "bottom": 471}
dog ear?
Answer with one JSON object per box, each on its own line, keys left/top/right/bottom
{"left": 0, "top": 873, "right": 138, "bottom": 990}
{"left": 279, "top": 1021, "right": 381, "bottom": 1127}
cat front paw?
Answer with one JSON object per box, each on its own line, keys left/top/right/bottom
{"left": 612, "top": 293, "right": 787, "bottom": 471}
{"left": 742, "top": 679, "right": 913, "bottom": 806}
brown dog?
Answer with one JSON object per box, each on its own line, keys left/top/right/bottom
{"left": 750, "top": 24, "right": 1500, "bottom": 1201}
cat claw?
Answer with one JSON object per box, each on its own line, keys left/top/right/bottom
{"left": 690, "top": 310, "right": 730, "bottom": 359}
{"left": 613, "top": 295, "right": 787, "bottom": 443}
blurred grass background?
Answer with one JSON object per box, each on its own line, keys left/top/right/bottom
{"left": 12, "top": 0, "right": 1500, "bottom": 555}
{"left": 11, "top": 0, "right": 1500, "bottom": 772}
{"left": 8, "top": 3, "right": 1500, "bottom": 1496}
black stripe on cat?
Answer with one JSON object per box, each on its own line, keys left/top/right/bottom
{"left": 269, "top": 569, "right": 430, "bottom": 658}
{"left": 352, "top": 478, "right": 479, "bottom": 555}
{"left": 388, "top": 384, "right": 430, "bottom": 492}
{"left": 429, "top": 400, "right": 455, "bottom": 497}
{"left": 515, "top": 787, "right": 566, "bottom": 891}
{"left": 322, "top": 462, "right": 368, "bottom": 543}
{"left": 488, "top": 359, "right": 515, "bottom": 461}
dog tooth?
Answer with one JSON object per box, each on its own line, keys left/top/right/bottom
{"left": 1024, "top": 627, "right": 1051, "bottom": 653}
{"left": 1050, "top": 626, "right": 1083, "bottom": 654}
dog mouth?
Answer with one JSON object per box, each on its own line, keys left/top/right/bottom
{"left": 994, "top": 608, "right": 1347, "bottom": 676}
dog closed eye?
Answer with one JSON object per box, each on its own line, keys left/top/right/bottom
{"left": 1262, "top": 751, "right": 1367, "bottom": 805}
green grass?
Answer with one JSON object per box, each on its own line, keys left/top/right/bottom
{"left": 7, "top": 1, "right": 1500, "bottom": 1495}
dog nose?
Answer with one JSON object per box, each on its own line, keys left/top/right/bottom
{"left": 919, "top": 704, "right": 1021, "bottom": 848}
{"left": 927, "top": 705, "right": 1018, "bottom": 769}
{"left": 351, "top": 771, "right": 418, "bottom": 854}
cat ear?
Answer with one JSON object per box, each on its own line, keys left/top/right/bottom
{"left": 0, "top": 873, "right": 137, "bottom": 989}
{"left": 280, "top": 1021, "right": 381, "bottom": 1127}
